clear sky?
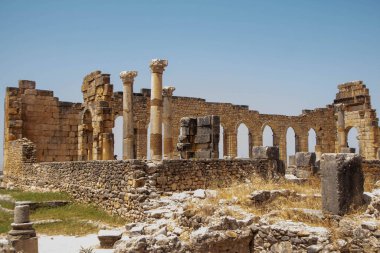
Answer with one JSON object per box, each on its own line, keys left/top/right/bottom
{"left": 1, "top": 0, "right": 379, "bottom": 164}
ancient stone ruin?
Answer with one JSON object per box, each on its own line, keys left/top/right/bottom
{"left": 2, "top": 60, "right": 380, "bottom": 252}
{"left": 177, "top": 115, "right": 220, "bottom": 159}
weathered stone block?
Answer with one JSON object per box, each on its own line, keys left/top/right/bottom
{"left": 295, "top": 152, "right": 316, "bottom": 167}
{"left": 197, "top": 116, "right": 211, "bottom": 126}
{"left": 194, "top": 150, "right": 211, "bottom": 159}
{"left": 98, "top": 230, "right": 122, "bottom": 249}
{"left": 251, "top": 146, "right": 279, "bottom": 160}
{"left": 197, "top": 127, "right": 212, "bottom": 135}
{"left": 321, "top": 153, "right": 364, "bottom": 215}
{"left": 194, "top": 134, "right": 211, "bottom": 144}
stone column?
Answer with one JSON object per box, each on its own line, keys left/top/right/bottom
{"left": 149, "top": 59, "right": 168, "bottom": 161}
{"left": 102, "top": 133, "right": 114, "bottom": 160}
{"left": 8, "top": 205, "right": 38, "bottom": 253}
{"left": 120, "top": 71, "right": 138, "bottom": 159}
{"left": 335, "top": 103, "right": 347, "bottom": 152}
{"left": 162, "top": 86, "right": 176, "bottom": 159}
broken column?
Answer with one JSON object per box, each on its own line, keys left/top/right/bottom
{"left": 120, "top": 71, "right": 138, "bottom": 160}
{"left": 294, "top": 152, "right": 317, "bottom": 178}
{"left": 8, "top": 205, "right": 38, "bottom": 253}
{"left": 320, "top": 153, "right": 364, "bottom": 215}
{"left": 149, "top": 59, "right": 168, "bottom": 161}
{"left": 162, "top": 86, "right": 176, "bottom": 159}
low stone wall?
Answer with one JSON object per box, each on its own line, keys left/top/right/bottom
{"left": 154, "top": 159, "right": 284, "bottom": 192}
{"left": 5, "top": 139, "right": 284, "bottom": 221}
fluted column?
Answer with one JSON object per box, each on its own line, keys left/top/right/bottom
{"left": 163, "top": 86, "right": 176, "bottom": 159}
{"left": 149, "top": 59, "right": 168, "bottom": 161}
{"left": 120, "top": 71, "right": 138, "bottom": 159}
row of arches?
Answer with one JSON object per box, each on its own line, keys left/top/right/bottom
{"left": 112, "top": 118, "right": 360, "bottom": 161}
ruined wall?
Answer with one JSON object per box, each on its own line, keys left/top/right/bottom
{"left": 5, "top": 139, "right": 283, "bottom": 221}
{"left": 112, "top": 92, "right": 336, "bottom": 164}
{"left": 3, "top": 80, "right": 81, "bottom": 173}
{"left": 334, "top": 81, "right": 379, "bottom": 160}
{"left": 4, "top": 72, "right": 379, "bottom": 166}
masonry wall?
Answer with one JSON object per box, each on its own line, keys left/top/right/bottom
{"left": 3, "top": 80, "right": 82, "bottom": 171}
{"left": 5, "top": 139, "right": 283, "bottom": 221}
{"left": 112, "top": 93, "right": 337, "bottom": 164}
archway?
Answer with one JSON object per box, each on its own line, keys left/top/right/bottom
{"left": 286, "top": 127, "right": 296, "bottom": 165}
{"left": 263, "top": 125, "right": 274, "bottom": 146}
{"left": 113, "top": 116, "right": 123, "bottom": 160}
{"left": 308, "top": 128, "right": 317, "bottom": 152}
{"left": 237, "top": 123, "right": 249, "bottom": 158}
{"left": 82, "top": 110, "right": 93, "bottom": 160}
{"left": 347, "top": 127, "right": 360, "bottom": 154}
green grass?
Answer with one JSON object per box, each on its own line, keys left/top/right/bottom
{"left": 0, "top": 189, "right": 71, "bottom": 202}
{"left": 0, "top": 189, "right": 126, "bottom": 236}
{"left": 0, "top": 210, "right": 12, "bottom": 234}
{"left": 34, "top": 219, "right": 98, "bottom": 236}
{"left": 31, "top": 203, "right": 125, "bottom": 226}
{"left": 0, "top": 199, "right": 14, "bottom": 210}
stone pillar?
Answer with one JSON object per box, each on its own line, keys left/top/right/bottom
{"left": 149, "top": 59, "right": 168, "bottom": 161}
{"left": 101, "top": 133, "right": 114, "bottom": 160}
{"left": 320, "top": 153, "right": 364, "bottom": 215}
{"left": 120, "top": 71, "right": 138, "bottom": 160}
{"left": 162, "top": 86, "right": 176, "bottom": 159}
{"left": 335, "top": 104, "right": 347, "bottom": 152}
{"left": 8, "top": 205, "right": 38, "bottom": 253}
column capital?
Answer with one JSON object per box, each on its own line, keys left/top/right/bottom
{"left": 120, "top": 71, "right": 138, "bottom": 84}
{"left": 162, "top": 86, "right": 176, "bottom": 97}
{"left": 150, "top": 59, "right": 168, "bottom": 73}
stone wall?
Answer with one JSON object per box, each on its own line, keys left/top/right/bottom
{"left": 362, "top": 160, "right": 380, "bottom": 183}
{"left": 3, "top": 80, "right": 81, "bottom": 171}
{"left": 5, "top": 139, "right": 283, "bottom": 221}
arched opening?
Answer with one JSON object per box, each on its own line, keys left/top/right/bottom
{"left": 237, "top": 123, "right": 249, "bottom": 158}
{"left": 263, "top": 125, "right": 274, "bottom": 146}
{"left": 219, "top": 125, "right": 224, "bottom": 159}
{"left": 308, "top": 128, "right": 317, "bottom": 152}
{"left": 113, "top": 116, "right": 123, "bottom": 160}
{"left": 82, "top": 110, "right": 93, "bottom": 160}
{"left": 347, "top": 127, "right": 360, "bottom": 154}
{"left": 286, "top": 127, "right": 296, "bottom": 165}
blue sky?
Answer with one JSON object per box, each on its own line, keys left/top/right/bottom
{"left": 1, "top": 0, "right": 379, "bottom": 164}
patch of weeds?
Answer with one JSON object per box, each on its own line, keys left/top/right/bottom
{"left": 0, "top": 199, "right": 14, "bottom": 210}
{"left": 31, "top": 203, "right": 125, "bottom": 227}
{"left": 79, "top": 247, "right": 94, "bottom": 253}
{"left": 0, "top": 210, "right": 13, "bottom": 234}
{"left": 34, "top": 219, "right": 98, "bottom": 236}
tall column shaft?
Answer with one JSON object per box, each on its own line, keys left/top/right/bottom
{"left": 163, "top": 86, "right": 176, "bottom": 159}
{"left": 120, "top": 71, "right": 138, "bottom": 159}
{"left": 336, "top": 104, "right": 346, "bottom": 152}
{"left": 149, "top": 59, "right": 168, "bottom": 161}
